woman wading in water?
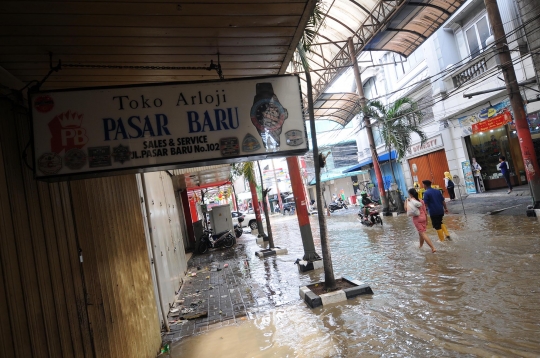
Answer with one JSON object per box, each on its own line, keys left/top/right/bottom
{"left": 405, "top": 188, "right": 436, "bottom": 253}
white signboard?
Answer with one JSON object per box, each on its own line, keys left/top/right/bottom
{"left": 30, "top": 75, "right": 307, "bottom": 181}
{"left": 405, "top": 134, "right": 444, "bottom": 158}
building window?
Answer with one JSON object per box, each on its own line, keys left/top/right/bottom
{"left": 373, "top": 125, "right": 384, "bottom": 146}
{"left": 464, "top": 16, "right": 491, "bottom": 58}
{"left": 363, "top": 77, "right": 378, "bottom": 100}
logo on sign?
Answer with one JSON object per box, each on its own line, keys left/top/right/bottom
{"left": 242, "top": 133, "right": 261, "bottom": 152}
{"left": 48, "top": 111, "right": 89, "bottom": 153}
{"left": 37, "top": 152, "right": 62, "bottom": 174}
{"left": 220, "top": 137, "right": 239, "bottom": 157}
{"left": 112, "top": 144, "right": 131, "bottom": 164}
{"left": 34, "top": 95, "right": 54, "bottom": 113}
{"left": 64, "top": 148, "right": 87, "bottom": 170}
{"left": 285, "top": 129, "right": 304, "bottom": 146}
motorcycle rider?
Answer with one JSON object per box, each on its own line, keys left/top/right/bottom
{"left": 360, "top": 191, "right": 374, "bottom": 223}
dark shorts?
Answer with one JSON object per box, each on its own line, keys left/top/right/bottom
{"left": 430, "top": 215, "right": 444, "bottom": 230}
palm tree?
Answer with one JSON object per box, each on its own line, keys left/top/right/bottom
{"left": 232, "top": 162, "right": 268, "bottom": 241}
{"left": 257, "top": 161, "right": 275, "bottom": 248}
{"left": 229, "top": 163, "right": 241, "bottom": 211}
{"left": 363, "top": 98, "right": 426, "bottom": 211}
{"left": 295, "top": 0, "right": 337, "bottom": 291}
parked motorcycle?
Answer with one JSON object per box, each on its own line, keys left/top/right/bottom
{"left": 328, "top": 198, "right": 348, "bottom": 213}
{"left": 358, "top": 203, "right": 383, "bottom": 226}
{"left": 234, "top": 217, "right": 244, "bottom": 238}
{"left": 197, "top": 229, "right": 235, "bottom": 254}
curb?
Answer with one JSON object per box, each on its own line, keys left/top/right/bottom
{"left": 255, "top": 247, "right": 288, "bottom": 258}
{"left": 299, "top": 276, "right": 373, "bottom": 309}
{"left": 296, "top": 259, "right": 324, "bottom": 272}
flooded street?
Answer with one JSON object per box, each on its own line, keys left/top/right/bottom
{"left": 172, "top": 211, "right": 540, "bottom": 357}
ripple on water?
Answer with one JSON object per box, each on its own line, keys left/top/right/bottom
{"left": 173, "top": 213, "right": 540, "bottom": 357}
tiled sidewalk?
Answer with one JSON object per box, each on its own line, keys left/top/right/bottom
{"left": 161, "top": 231, "right": 305, "bottom": 343}
{"left": 162, "top": 246, "right": 252, "bottom": 341}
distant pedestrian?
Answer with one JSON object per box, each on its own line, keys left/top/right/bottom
{"left": 405, "top": 188, "right": 436, "bottom": 253}
{"left": 444, "top": 172, "right": 456, "bottom": 200}
{"left": 498, "top": 156, "right": 512, "bottom": 194}
{"left": 422, "top": 180, "right": 450, "bottom": 241}
{"left": 472, "top": 158, "right": 484, "bottom": 193}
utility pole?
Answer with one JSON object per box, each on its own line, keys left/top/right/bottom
{"left": 348, "top": 37, "right": 390, "bottom": 213}
{"left": 484, "top": 0, "right": 540, "bottom": 208}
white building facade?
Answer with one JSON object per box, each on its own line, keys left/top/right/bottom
{"left": 351, "top": 0, "right": 540, "bottom": 196}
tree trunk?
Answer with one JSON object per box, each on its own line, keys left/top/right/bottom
{"left": 388, "top": 145, "right": 397, "bottom": 185}
{"left": 248, "top": 180, "right": 265, "bottom": 236}
{"left": 257, "top": 161, "right": 275, "bottom": 248}
{"left": 386, "top": 146, "right": 405, "bottom": 213}
{"left": 305, "top": 68, "right": 336, "bottom": 291}
{"left": 231, "top": 182, "right": 239, "bottom": 214}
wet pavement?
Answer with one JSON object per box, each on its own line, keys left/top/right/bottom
{"left": 166, "top": 194, "right": 540, "bottom": 357}
{"left": 447, "top": 187, "right": 533, "bottom": 215}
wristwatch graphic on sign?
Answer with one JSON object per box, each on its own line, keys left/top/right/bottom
{"left": 250, "top": 83, "right": 288, "bottom": 150}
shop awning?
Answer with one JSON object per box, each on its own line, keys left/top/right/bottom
{"left": 288, "top": 0, "right": 467, "bottom": 110}
{"left": 309, "top": 169, "right": 367, "bottom": 185}
{"left": 342, "top": 150, "right": 397, "bottom": 173}
{"left": 363, "top": 0, "right": 464, "bottom": 58}
{"left": 312, "top": 92, "right": 361, "bottom": 126}
{"left": 0, "top": 0, "right": 316, "bottom": 89}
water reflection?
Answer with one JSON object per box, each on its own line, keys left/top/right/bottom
{"left": 173, "top": 212, "right": 540, "bottom": 357}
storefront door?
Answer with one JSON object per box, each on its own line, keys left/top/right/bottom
{"left": 465, "top": 124, "right": 524, "bottom": 190}
{"left": 408, "top": 149, "right": 451, "bottom": 198}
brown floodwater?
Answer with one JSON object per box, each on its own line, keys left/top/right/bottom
{"left": 172, "top": 212, "right": 540, "bottom": 357}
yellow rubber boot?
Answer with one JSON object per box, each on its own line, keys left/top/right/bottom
{"left": 436, "top": 229, "right": 445, "bottom": 242}
{"left": 441, "top": 224, "right": 450, "bottom": 239}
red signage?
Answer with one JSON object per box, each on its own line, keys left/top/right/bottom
{"left": 471, "top": 111, "right": 512, "bottom": 134}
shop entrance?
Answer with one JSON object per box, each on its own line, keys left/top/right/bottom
{"left": 464, "top": 124, "right": 525, "bottom": 190}
{"left": 408, "top": 149, "right": 451, "bottom": 198}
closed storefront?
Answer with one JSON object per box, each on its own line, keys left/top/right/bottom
{"left": 405, "top": 135, "right": 452, "bottom": 198}
{"left": 408, "top": 149, "right": 451, "bottom": 198}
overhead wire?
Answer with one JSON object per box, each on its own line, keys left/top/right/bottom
{"left": 307, "top": 17, "right": 540, "bottom": 164}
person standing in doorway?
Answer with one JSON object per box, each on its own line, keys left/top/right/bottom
{"left": 422, "top": 180, "right": 450, "bottom": 241}
{"left": 444, "top": 172, "right": 456, "bottom": 201}
{"left": 498, "top": 156, "right": 512, "bottom": 194}
{"left": 405, "top": 188, "right": 436, "bottom": 253}
{"left": 471, "top": 158, "right": 483, "bottom": 193}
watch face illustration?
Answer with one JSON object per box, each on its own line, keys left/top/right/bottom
{"left": 250, "top": 83, "right": 288, "bottom": 150}
{"left": 285, "top": 129, "right": 304, "bottom": 146}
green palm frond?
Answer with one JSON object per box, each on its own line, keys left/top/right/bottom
{"left": 229, "top": 163, "right": 243, "bottom": 180}
{"left": 299, "top": 0, "right": 325, "bottom": 53}
{"left": 364, "top": 97, "right": 426, "bottom": 161}
{"left": 239, "top": 161, "right": 257, "bottom": 184}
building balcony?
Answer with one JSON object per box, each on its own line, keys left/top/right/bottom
{"left": 442, "top": 51, "right": 499, "bottom": 92}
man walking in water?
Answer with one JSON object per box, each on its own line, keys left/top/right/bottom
{"left": 422, "top": 180, "right": 450, "bottom": 241}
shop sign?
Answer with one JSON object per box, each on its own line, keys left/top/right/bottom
{"left": 461, "top": 161, "right": 477, "bottom": 194}
{"left": 30, "top": 75, "right": 307, "bottom": 181}
{"left": 471, "top": 111, "right": 512, "bottom": 134}
{"left": 457, "top": 99, "right": 510, "bottom": 137}
{"left": 406, "top": 134, "right": 443, "bottom": 157}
